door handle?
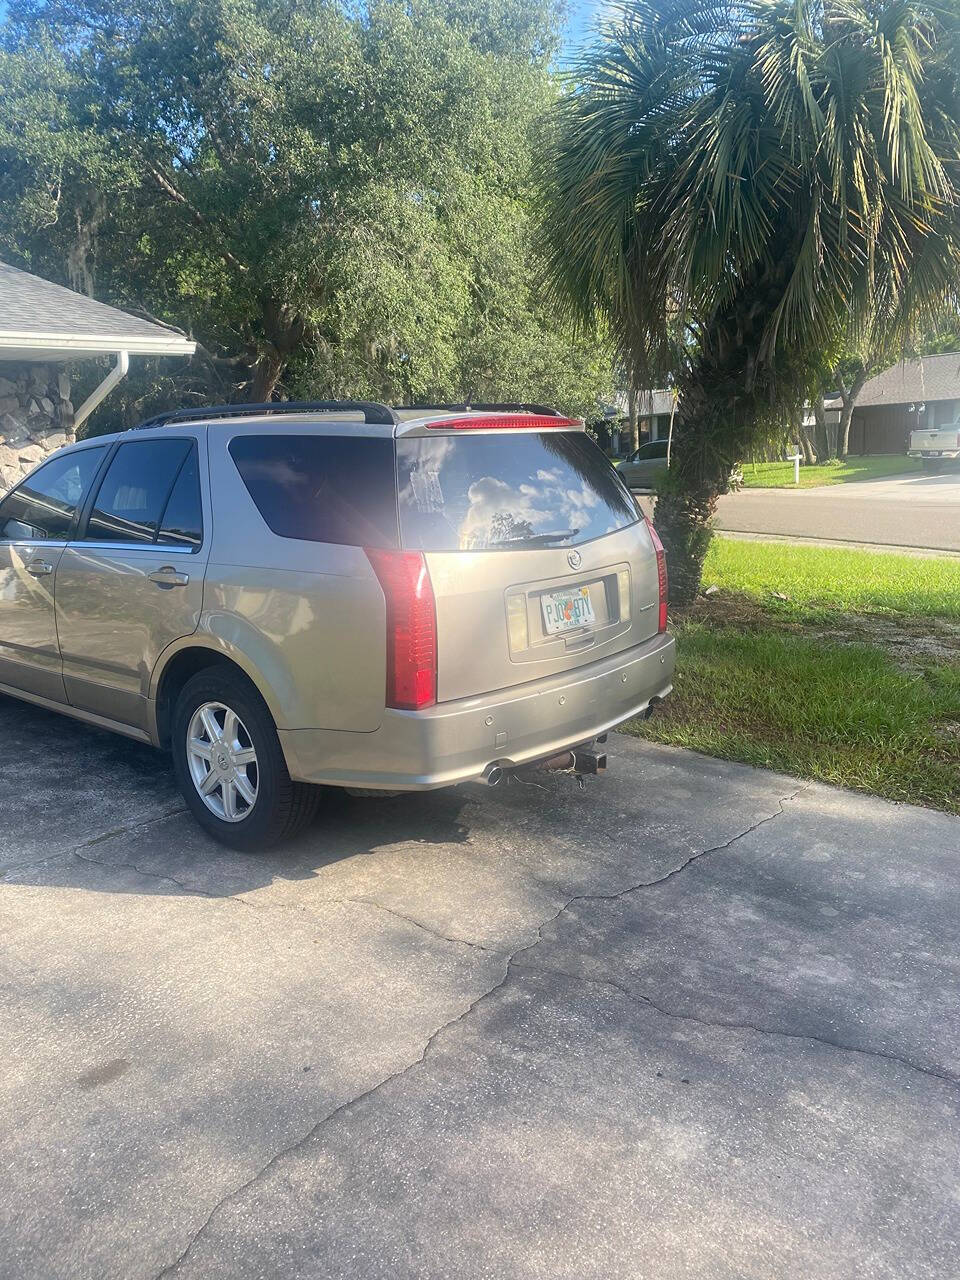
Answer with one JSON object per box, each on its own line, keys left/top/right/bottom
{"left": 148, "top": 566, "right": 190, "bottom": 589}
{"left": 27, "top": 559, "right": 54, "bottom": 578}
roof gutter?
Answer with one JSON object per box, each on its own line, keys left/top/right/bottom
{"left": 0, "top": 331, "right": 196, "bottom": 357}
{"left": 73, "top": 351, "right": 129, "bottom": 431}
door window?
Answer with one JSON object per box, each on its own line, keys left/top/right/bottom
{"left": 0, "top": 447, "right": 105, "bottom": 541}
{"left": 636, "top": 441, "right": 669, "bottom": 460}
{"left": 158, "top": 446, "right": 203, "bottom": 548}
{"left": 86, "top": 439, "right": 192, "bottom": 545}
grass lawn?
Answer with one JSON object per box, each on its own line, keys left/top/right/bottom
{"left": 626, "top": 536, "right": 960, "bottom": 813}
{"left": 701, "top": 535, "right": 960, "bottom": 620}
{"left": 741, "top": 455, "right": 922, "bottom": 488}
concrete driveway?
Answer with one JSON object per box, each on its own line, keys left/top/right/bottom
{"left": 715, "top": 471, "right": 960, "bottom": 551}
{"left": 2, "top": 693, "right": 959, "bottom": 1279}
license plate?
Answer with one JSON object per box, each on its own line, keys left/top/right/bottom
{"left": 923, "top": 450, "right": 942, "bottom": 457}
{"left": 541, "top": 585, "right": 596, "bottom": 635}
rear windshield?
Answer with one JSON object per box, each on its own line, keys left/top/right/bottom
{"left": 397, "top": 432, "right": 639, "bottom": 552}
{"left": 229, "top": 434, "right": 398, "bottom": 547}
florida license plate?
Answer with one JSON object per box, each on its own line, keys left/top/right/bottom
{"left": 541, "top": 585, "right": 596, "bottom": 635}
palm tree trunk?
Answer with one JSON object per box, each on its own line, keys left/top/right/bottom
{"left": 652, "top": 325, "right": 764, "bottom": 605}
{"left": 653, "top": 380, "right": 741, "bottom": 606}
{"left": 654, "top": 484, "right": 721, "bottom": 605}
{"left": 650, "top": 249, "right": 800, "bottom": 605}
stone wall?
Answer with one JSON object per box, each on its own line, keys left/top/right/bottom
{"left": 0, "top": 361, "right": 76, "bottom": 495}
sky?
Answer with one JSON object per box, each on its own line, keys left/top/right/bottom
{"left": 0, "top": 1, "right": 610, "bottom": 40}
{"left": 561, "top": 0, "right": 606, "bottom": 62}
{"left": 0, "top": 0, "right": 609, "bottom": 60}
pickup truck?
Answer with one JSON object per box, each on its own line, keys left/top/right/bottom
{"left": 908, "top": 423, "right": 960, "bottom": 471}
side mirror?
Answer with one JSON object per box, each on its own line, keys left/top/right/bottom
{"left": 0, "top": 518, "right": 41, "bottom": 540}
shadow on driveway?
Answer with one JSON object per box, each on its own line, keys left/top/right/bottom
{"left": 2, "top": 693, "right": 960, "bottom": 1279}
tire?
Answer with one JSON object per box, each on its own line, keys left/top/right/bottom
{"left": 171, "top": 668, "right": 320, "bottom": 851}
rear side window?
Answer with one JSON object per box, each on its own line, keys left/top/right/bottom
{"left": 397, "top": 432, "right": 639, "bottom": 552}
{"left": 229, "top": 435, "right": 398, "bottom": 547}
{"left": 0, "top": 447, "right": 105, "bottom": 541}
{"left": 86, "top": 439, "right": 192, "bottom": 545}
{"left": 639, "top": 441, "right": 669, "bottom": 460}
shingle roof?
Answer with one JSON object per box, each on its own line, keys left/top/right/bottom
{"left": 0, "top": 261, "right": 195, "bottom": 360}
{"left": 857, "top": 353, "right": 960, "bottom": 407}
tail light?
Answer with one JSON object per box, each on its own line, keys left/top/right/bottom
{"left": 365, "top": 548, "right": 437, "bottom": 710}
{"left": 424, "top": 414, "right": 579, "bottom": 430}
{"left": 644, "top": 517, "right": 669, "bottom": 633}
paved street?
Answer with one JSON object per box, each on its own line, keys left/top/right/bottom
{"left": 1, "top": 693, "right": 959, "bottom": 1279}
{"left": 715, "top": 472, "right": 960, "bottom": 551}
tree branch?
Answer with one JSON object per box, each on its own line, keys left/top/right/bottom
{"left": 147, "top": 166, "right": 249, "bottom": 273}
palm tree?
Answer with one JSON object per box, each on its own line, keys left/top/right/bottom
{"left": 542, "top": 0, "right": 960, "bottom": 602}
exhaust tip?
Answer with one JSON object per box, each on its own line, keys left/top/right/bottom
{"left": 483, "top": 764, "right": 505, "bottom": 787}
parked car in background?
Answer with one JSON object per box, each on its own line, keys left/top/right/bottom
{"left": 908, "top": 422, "right": 960, "bottom": 471}
{"left": 0, "top": 402, "right": 675, "bottom": 850}
{"left": 617, "top": 439, "right": 670, "bottom": 490}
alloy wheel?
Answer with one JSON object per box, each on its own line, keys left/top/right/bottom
{"left": 186, "top": 701, "right": 259, "bottom": 823}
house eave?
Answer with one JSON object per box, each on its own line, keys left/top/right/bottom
{"left": 0, "top": 332, "right": 196, "bottom": 361}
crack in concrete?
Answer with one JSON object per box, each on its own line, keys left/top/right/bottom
{"left": 59, "top": 840, "right": 507, "bottom": 956}
{"left": 0, "top": 806, "right": 187, "bottom": 880}
{"left": 154, "top": 785, "right": 807, "bottom": 1276}
{"left": 507, "top": 784, "right": 810, "bottom": 970}
{"left": 76, "top": 806, "right": 187, "bottom": 852}
{"left": 155, "top": 953, "right": 516, "bottom": 1279}
{"left": 344, "top": 898, "right": 502, "bottom": 953}
{"left": 67, "top": 808, "right": 226, "bottom": 902}
{"left": 73, "top": 847, "right": 220, "bottom": 901}
{"left": 337, "top": 786, "right": 810, "bottom": 963}
{"left": 49, "top": 813, "right": 518, "bottom": 960}
{"left": 515, "top": 960, "right": 960, "bottom": 1092}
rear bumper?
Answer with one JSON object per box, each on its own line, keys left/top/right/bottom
{"left": 279, "top": 632, "right": 675, "bottom": 790}
{"left": 908, "top": 449, "right": 960, "bottom": 459}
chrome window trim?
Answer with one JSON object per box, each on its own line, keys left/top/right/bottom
{"left": 65, "top": 540, "right": 199, "bottom": 555}
{"left": 0, "top": 539, "right": 198, "bottom": 554}
{"left": 0, "top": 539, "right": 69, "bottom": 549}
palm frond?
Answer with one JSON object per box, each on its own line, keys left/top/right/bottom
{"left": 540, "top": 0, "right": 960, "bottom": 414}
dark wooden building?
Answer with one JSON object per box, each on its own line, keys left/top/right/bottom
{"left": 848, "top": 353, "right": 960, "bottom": 454}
